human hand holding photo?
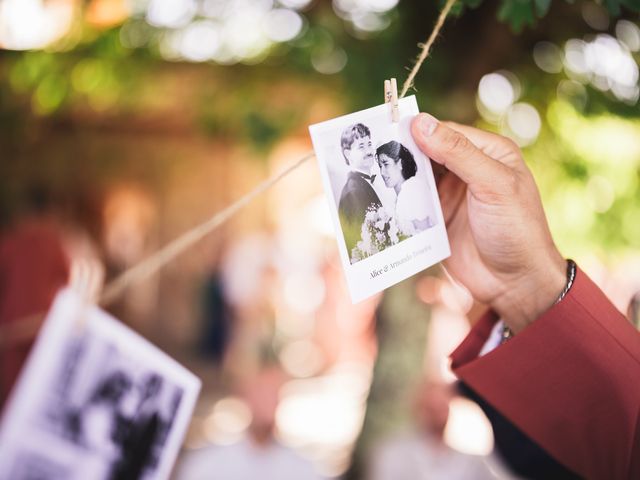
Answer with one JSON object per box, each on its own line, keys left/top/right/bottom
{"left": 411, "top": 114, "right": 566, "bottom": 334}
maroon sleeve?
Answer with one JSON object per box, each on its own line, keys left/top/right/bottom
{"left": 450, "top": 267, "right": 640, "bottom": 480}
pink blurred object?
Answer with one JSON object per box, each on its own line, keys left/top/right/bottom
{"left": 0, "top": 216, "right": 69, "bottom": 409}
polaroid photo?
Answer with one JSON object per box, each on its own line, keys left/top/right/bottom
{"left": 0, "top": 288, "right": 201, "bottom": 480}
{"left": 309, "top": 95, "right": 450, "bottom": 302}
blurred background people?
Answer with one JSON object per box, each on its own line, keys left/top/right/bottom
{"left": 176, "top": 365, "right": 324, "bottom": 480}
{"left": 368, "top": 380, "right": 507, "bottom": 480}
{"left": 199, "top": 266, "right": 232, "bottom": 365}
{"left": 0, "top": 185, "right": 70, "bottom": 410}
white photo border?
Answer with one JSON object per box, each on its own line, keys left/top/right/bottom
{"left": 309, "top": 96, "right": 451, "bottom": 302}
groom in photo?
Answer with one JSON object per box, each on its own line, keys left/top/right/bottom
{"left": 338, "top": 123, "right": 383, "bottom": 262}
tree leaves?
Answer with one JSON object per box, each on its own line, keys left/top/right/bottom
{"left": 491, "top": 0, "right": 640, "bottom": 31}
{"left": 447, "top": 0, "right": 483, "bottom": 17}
{"left": 603, "top": 0, "right": 640, "bottom": 16}
{"left": 498, "top": 0, "right": 536, "bottom": 32}
{"left": 534, "top": 0, "right": 552, "bottom": 16}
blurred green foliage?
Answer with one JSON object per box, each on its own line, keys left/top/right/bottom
{"left": 0, "top": 0, "right": 639, "bottom": 251}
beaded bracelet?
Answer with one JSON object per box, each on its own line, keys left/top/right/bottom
{"left": 501, "top": 259, "right": 577, "bottom": 343}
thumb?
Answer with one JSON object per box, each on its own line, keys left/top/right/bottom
{"left": 411, "top": 113, "right": 511, "bottom": 197}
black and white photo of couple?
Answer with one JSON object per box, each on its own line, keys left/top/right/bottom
{"left": 0, "top": 287, "right": 200, "bottom": 480}
{"left": 310, "top": 96, "right": 450, "bottom": 302}
{"left": 15, "top": 334, "right": 186, "bottom": 480}
{"left": 337, "top": 122, "right": 437, "bottom": 264}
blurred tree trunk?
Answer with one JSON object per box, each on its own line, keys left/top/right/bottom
{"left": 345, "top": 275, "right": 432, "bottom": 480}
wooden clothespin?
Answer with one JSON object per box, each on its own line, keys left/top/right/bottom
{"left": 384, "top": 78, "right": 399, "bottom": 123}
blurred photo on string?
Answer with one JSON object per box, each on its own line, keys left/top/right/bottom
{"left": 176, "top": 366, "right": 325, "bottom": 480}
{"left": 0, "top": 289, "right": 201, "bottom": 480}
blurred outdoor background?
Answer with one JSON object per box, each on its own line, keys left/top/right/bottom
{"left": 1, "top": 0, "right": 639, "bottom": 478}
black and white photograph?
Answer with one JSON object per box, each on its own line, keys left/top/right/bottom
{"left": 0, "top": 289, "right": 201, "bottom": 480}
{"left": 310, "top": 96, "right": 451, "bottom": 302}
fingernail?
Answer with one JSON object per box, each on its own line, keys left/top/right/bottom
{"left": 420, "top": 113, "right": 438, "bottom": 137}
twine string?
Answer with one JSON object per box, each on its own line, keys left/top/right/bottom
{"left": 400, "top": 0, "right": 458, "bottom": 98}
{"left": 0, "top": 0, "right": 457, "bottom": 347}
{"left": 96, "top": 1, "right": 458, "bottom": 305}
{"left": 99, "top": 152, "right": 314, "bottom": 305}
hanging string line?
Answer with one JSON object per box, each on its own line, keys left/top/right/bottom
{"left": 0, "top": 0, "right": 457, "bottom": 346}
{"left": 400, "top": 0, "right": 457, "bottom": 98}
{"left": 99, "top": 152, "right": 315, "bottom": 305}
{"left": 97, "top": 0, "right": 458, "bottom": 305}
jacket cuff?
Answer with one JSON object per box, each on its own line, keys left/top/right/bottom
{"left": 449, "top": 267, "right": 640, "bottom": 479}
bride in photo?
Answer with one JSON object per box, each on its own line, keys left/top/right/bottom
{"left": 376, "top": 140, "right": 436, "bottom": 237}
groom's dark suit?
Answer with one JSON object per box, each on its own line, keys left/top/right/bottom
{"left": 338, "top": 171, "right": 382, "bottom": 261}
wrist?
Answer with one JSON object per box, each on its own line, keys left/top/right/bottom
{"left": 493, "top": 252, "right": 567, "bottom": 334}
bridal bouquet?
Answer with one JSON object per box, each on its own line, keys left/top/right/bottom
{"left": 351, "top": 206, "right": 400, "bottom": 262}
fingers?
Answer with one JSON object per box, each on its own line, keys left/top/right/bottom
{"left": 444, "top": 121, "right": 522, "bottom": 168}
{"left": 411, "top": 113, "right": 513, "bottom": 197}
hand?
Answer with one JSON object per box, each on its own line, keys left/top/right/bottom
{"left": 411, "top": 114, "right": 566, "bottom": 333}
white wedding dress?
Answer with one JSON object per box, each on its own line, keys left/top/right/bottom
{"left": 394, "top": 176, "right": 436, "bottom": 236}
